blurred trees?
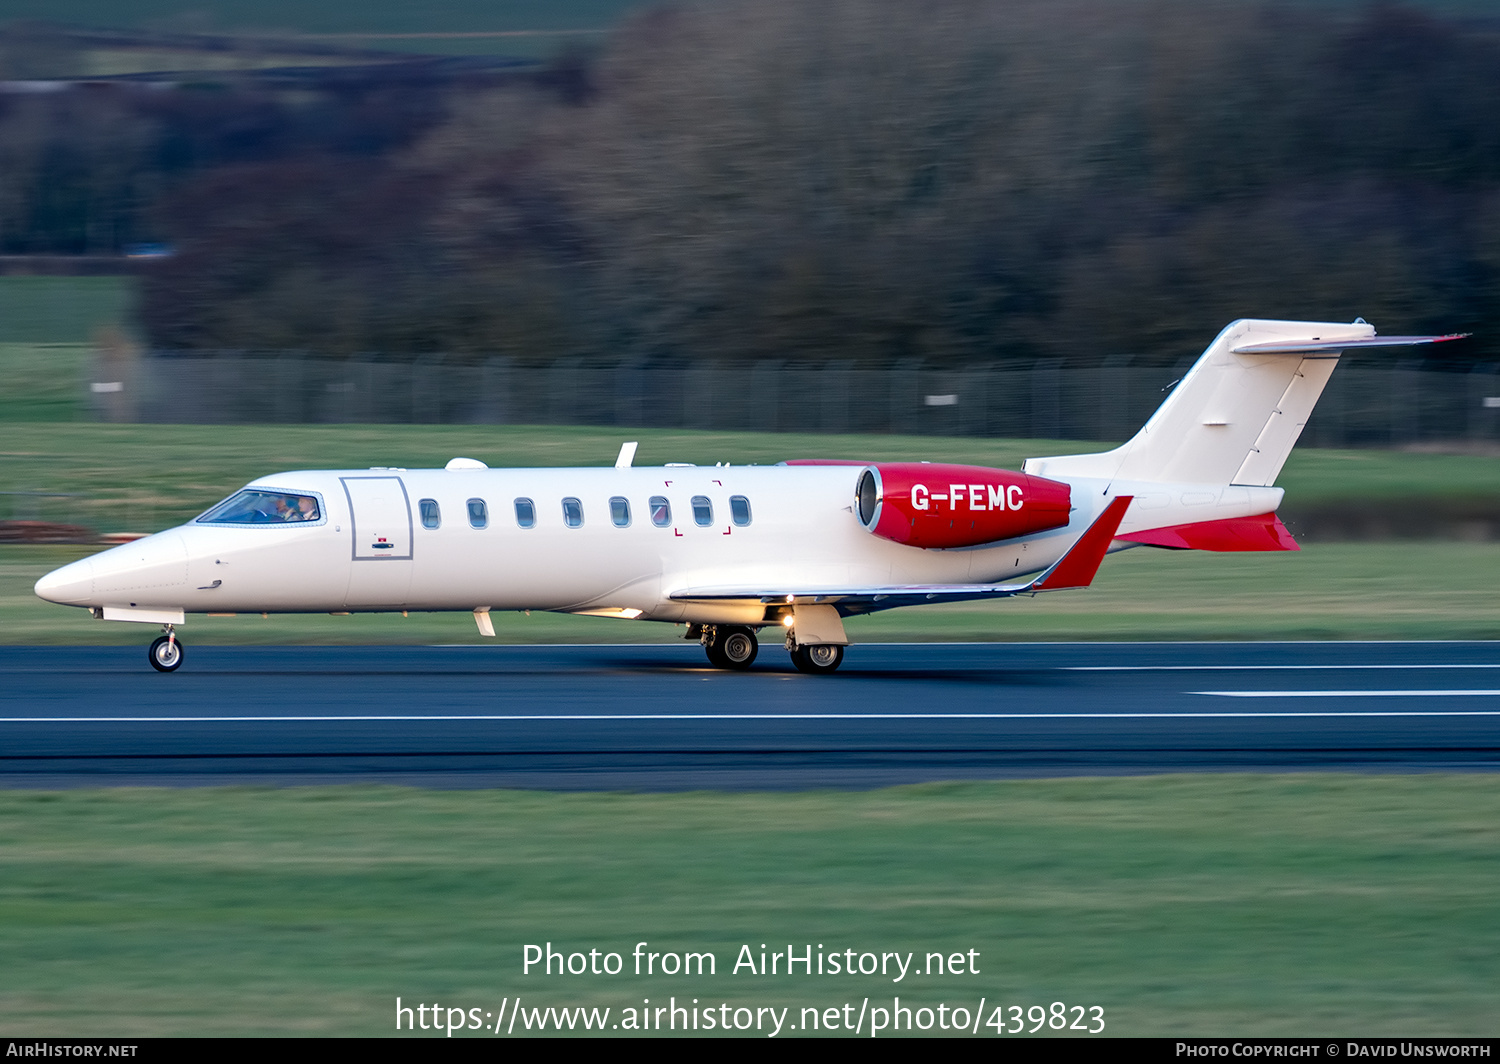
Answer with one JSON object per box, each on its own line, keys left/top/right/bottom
{"left": 107, "top": 1, "right": 1500, "bottom": 360}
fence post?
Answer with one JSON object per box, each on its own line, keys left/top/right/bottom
{"left": 1030, "top": 359, "right": 1062, "bottom": 440}
{"left": 821, "top": 360, "right": 853, "bottom": 433}
{"left": 749, "top": 360, "right": 782, "bottom": 431}
{"left": 890, "top": 358, "right": 921, "bottom": 435}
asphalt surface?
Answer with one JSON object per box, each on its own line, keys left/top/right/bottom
{"left": 3, "top": 641, "right": 1499, "bottom": 788}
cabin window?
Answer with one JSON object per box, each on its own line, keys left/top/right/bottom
{"left": 197, "top": 489, "right": 320, "bottom": 524}
{"left": 419, "top": 498, "right": 441, "bottom": 529}
{"left": 514, "top": 498, "right": 536, "bottom": 528}
{"left": 562, "top": 497, "right": 584, "bottom": 528}
{"left": 649, "top": 496, "right": 671, "bottom": 527}
{"left": 730, "top": 495, "right": 752, "bottom": 526}
{"left": 692, "top": 495, "right": 713, "bottom": 527}
{"left": 609, "top": 496, "right": 631, "bottom": 527}
{"left": 467, "top": 498, "right": 488, "bottom": 529}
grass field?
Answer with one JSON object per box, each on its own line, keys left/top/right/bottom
{"left": 7, "top": 0, "right": 1494, "bottom": 36}
{"left": 0, "top": 777, "right": 1495, "bottom": 1036}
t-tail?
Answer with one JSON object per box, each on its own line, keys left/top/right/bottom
{"left": 1025, "top": 319, "right": 1467, "bottom": 488}
{"left": 1023, "top": 319, "right": 1467, "bottom": 554}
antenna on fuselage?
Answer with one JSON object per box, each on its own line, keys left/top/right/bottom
{"left": 615, "top": 441, "right": 639, "bottom": 469}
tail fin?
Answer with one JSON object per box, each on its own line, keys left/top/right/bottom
{"left": 1024, "top": 319, "right": 1466, "bottom": 487}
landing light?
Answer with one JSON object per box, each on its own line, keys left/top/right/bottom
{"left": 782, "top": 615, "right": 795, "bottom": 627}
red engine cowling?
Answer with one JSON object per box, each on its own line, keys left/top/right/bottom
{"left": 846, "top": 462, "right": 1072, "bottom": 548}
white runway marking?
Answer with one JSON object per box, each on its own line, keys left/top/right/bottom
{"left": 1200, "top": 690, "right": 1500, "bottom": 699}
{"left": 4, "top": 710, "right": 1500, "bottom": 723}
{"left": 1072, "top": 664, "right": 1500, "bottom": 671}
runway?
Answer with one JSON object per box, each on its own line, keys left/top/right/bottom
{"left": 2, "top": 641, "right": 1499, "bottom": 788}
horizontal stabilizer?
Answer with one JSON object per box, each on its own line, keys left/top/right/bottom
{"left": 1231, "top": 333, "right": 1468, "bottom": 355}
{"left": 1118, "top": 512, "right": 1299, "bottom": 552}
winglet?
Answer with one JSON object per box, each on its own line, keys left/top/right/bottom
{"left": 1028, "top": 496, "right": 1133, "bottom": 592}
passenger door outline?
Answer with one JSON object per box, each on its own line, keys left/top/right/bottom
{"left": 342, "top": 476, "right": 415, "bottom": 561}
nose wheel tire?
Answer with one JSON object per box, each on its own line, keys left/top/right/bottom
{"left": 791, "top": 643, "right": 844, "bottom": 674}
{"left": 148, "top": 635, "right": 184, "bottom": 672}
{"left": 704, "top": 626, "right": 759, "bottom": 670}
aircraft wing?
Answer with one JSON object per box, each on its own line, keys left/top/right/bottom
{"left": 670, "top": 496, "right": 1132, "bottom": 615}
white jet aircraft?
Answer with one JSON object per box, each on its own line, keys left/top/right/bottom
{"left": 35, "top": 319, "right": 1465, "bottom": 673}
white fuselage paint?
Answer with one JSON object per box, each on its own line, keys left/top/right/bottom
{"left": 33, "top": 463, "right": 1280, "bottom": 627}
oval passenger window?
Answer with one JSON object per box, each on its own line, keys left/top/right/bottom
{"left": 562, "top": 497, "right": 584, "bottom": 528}
{"left": 691, "top": 496, "right": 713, "bottom": 527}
{"left": 467, "top": 498, "right": 488, "bottom": 529}
{"left": 419, "top": 498, "right": 441, "bottom": 529}
{"left": 514, "top": 498, "right": 535, "bottom": 528}
{"left": 649, "top": 496, "right": 671, "bottom": 527}
{"left": 609, "top": 496, "right": 630, "bottom": 528}
{"left": 730, "top": 495, "right": 751, "bottom": 526}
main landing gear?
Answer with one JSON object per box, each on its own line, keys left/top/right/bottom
{"left": 148, "top": 626, "right": 184, "bottom": 672}
{"left": 701, "top": 624, "right": 759, "bottom": 670}
{"left": 790, "top": 642, "right": 844, "bottom": 675}
{"left": 690, "top": 624, "right": 845, "bottom": 674}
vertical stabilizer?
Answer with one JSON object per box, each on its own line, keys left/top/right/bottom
{"left": 1025, "top": 318, "right": 1373, "bottom": 487}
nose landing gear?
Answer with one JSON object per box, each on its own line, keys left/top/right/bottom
{"left": 148, "top": 626, "right": 184, "bottom": 672}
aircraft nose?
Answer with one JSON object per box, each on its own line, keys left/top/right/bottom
{"left": 34, "top": 557, "right": 94, "bottom": 605}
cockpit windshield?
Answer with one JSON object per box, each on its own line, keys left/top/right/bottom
{"left": 197, "top": 490, "right": 321, "bottom": 524}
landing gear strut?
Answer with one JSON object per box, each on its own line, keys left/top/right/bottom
{"left": 148, "top": 626, "right": 184, "bottom": 672}
{"left": 698, "top": 624, "right": 760, "bottom": 670}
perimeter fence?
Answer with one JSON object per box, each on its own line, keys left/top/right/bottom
{"left": 90, "top": 351, "right": 1500, "bottom": 448}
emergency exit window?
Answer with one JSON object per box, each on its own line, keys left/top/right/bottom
{"left": 691, "top": 496, "right": 713, "bottom": 527}
{"left": 730, "top": 495, "right": 752, "bottom": 526}
{"left": 649, "top": 496, "right": 671, "bottom": 527}
{"left": 514, "top": 498, "right": 535, "bottom": 528}
{"left": 419, "top": 499, "right": 441, "bottom": 529}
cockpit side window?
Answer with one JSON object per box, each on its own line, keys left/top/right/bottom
{"left": 197, "top": 490, "right": 321, "bottom": 524}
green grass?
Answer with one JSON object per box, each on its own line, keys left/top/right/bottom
{"left": 0, "top": 277, "right": 135, "bottom": 346}
{"left": 0, "top": 777, "right": 1496, "bottom": 1036}
{"left": 0, "top": 345, "right": 93, "bottom": 423}
{"left": 6, "top": 0, "right": 1493, "bottom": 36}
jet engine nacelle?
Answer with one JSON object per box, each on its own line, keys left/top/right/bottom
{"left": 856, "top": 462, "right": 1072, "bottom": 549}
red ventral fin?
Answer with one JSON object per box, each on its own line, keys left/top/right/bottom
{"left": 1029, "top": 496, "right": 1133, "bottom": 592}
{"left": 1118, "top": 512, "right": 1299, "bottom": 552}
